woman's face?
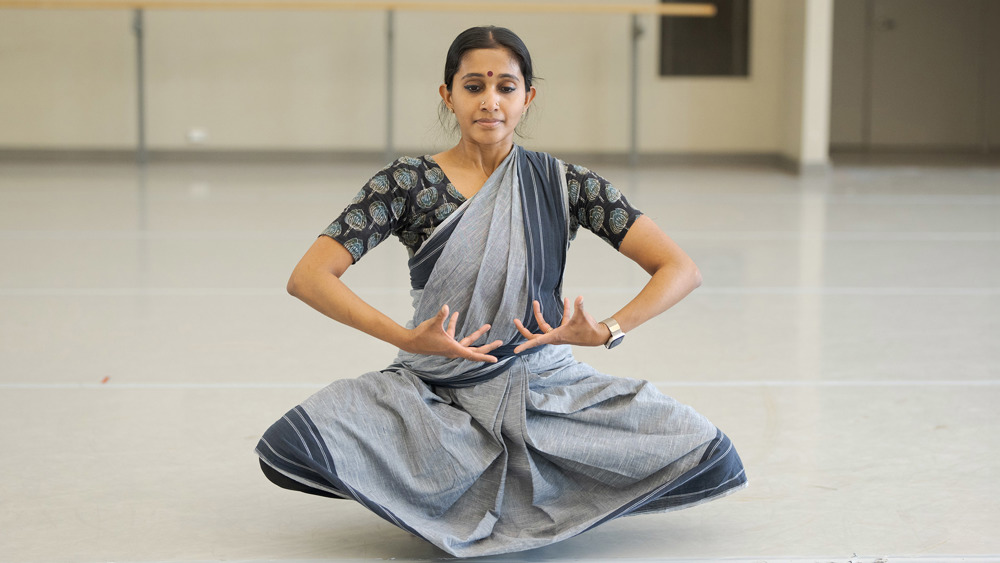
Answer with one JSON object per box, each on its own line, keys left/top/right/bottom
{"left": 440, "top": 47, "right": 536, "bottom": 149}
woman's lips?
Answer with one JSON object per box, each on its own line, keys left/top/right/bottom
{"left": 476, "top": 119, "right": 503, "bottom": 128}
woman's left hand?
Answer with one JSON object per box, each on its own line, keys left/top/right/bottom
{"left": 512, "top": 296, "right": 611, "bottom": 353}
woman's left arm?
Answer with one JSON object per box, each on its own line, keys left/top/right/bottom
{"left": 606, "top": 214, "right": 702, "bottom": 332}
{"left": 513, "top": 214, "right": 701, "bottom": 352}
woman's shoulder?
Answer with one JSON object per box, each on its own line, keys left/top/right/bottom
{"left": 517, "top": 147, "right": 567, "bottom": 169}
{"left": 365, "top": 155, "right": 445, "bottom": 194}
{"left": 560, "top": 161, "right": 608, "bottom": 202}
{"left": 560, "top": 160, "right": 597, "bottom": 179}
{"left": 515, "top": 147, "right": 595, "bottom": 178}
{"left": 391, "top": 154, "right": 450, "bottom": 172}
{"left": 391, "top": 155, "right": 432, "bottom": 170}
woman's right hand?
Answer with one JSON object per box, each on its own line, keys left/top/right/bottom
{"left": 404, "top": 304, "right": 503, "bottom": 363}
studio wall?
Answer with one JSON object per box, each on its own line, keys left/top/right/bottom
{"left": 0, "top": 1, "right": 823, "bottom": 160}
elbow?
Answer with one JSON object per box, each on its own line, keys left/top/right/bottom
{"left": 286, "top": 268, "right": 305, "bottom": 298}
{"left": 287, "top": 263, "right": 341, "bottom": 299}
{"left": 689, "top": 261, "right": 703, "bottom": 290}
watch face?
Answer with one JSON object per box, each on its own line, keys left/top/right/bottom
{"left": 606, "top": 335, "right": 624, "bottom": 349}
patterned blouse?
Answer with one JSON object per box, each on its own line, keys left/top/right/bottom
{"left": 321, "top": 155, "right": 643, "bottom": 263}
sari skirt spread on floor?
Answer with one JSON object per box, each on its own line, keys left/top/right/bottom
{"left": 256, "top": 345, "right": 747, "bottom": 557}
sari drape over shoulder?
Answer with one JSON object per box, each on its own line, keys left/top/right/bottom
{"left": 256, "top": 146, "right": 747, "bottom": 557}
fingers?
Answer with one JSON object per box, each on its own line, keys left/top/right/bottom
{"left": 446, "top": 311, "right": 460, "bottom": 338}
{"left": 456, "top": 339, "right": 502, "bottom": 363}
{"left": 443, "top": 295, "right": 597, "bottom": 358}
{"left": 416, "top": 306, "right": 504, "bottom": 364}
{"left": 513, "top": 299, "right": 564, "bottom": 353}
{"left": 432, "top": 304, "right": 450, "bottom": 332}
{"left": 458, "top": 323, "right": 492, "bottom": 346}
{"left": 454, "top": 321, "right": 503, "bottom": 363}
{"left": 512, "top": 317, "right": 534, "bottom": 339}
{"left": 570, "top": 295, "right": 600, "bottom": 331}
{"left": 434, "top": 304, "right": 460, "bottom": 339}
{"left": 475, "top": 339, "right": 504, "bottom": 354}
{"left": 464, "top": 352, "right": 499, "bottom": 363}
{"left": 532, "top": 300, "right": 553, "bottom": 332}
{"left": 514, "top": 336, "right": 548, "bottom": 354}
{"left": 572, "top": 296, "right": 589, "bottom": 325}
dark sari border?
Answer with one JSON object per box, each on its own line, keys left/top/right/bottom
{"left": 259, "top": 409, "right": 746, "bottom": 545}
{"left": 256, "top": 406, "right": 430, "bottom": 542}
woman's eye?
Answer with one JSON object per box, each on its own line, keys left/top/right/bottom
{"left": 464, "top": 84, "right": 481, "bottom": 93}
{"left": 500, "top": 86, "right": 517, "bottom": 94}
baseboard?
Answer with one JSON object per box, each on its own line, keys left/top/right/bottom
{"left": 0, "top": 148, "right": 387, "bottom": 164}
{"left": 0, "top": 147, "right": 840, "bottom": 175}
{"left": 544, "top": 151, "right": 786, "bottom": 169}
{"left": 775, "top": 154, "right": 832, "bottom": 176}
{"left": 830, "top": 147, "right": 1000, "bottom": 167}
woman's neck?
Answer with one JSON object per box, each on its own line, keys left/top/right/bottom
{"left": 448, "top": 138, "right": 515, "bottom": 177}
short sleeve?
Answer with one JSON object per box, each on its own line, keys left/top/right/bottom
{"left": 320, "top": 159, "right": 416, "bottom": 263}
{"left": 565, "top": 163, "right": 642, "bottom": 249}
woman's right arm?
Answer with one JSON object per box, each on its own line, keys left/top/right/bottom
{"left": 287, "top": 235, "right": 503, "bottom": 362}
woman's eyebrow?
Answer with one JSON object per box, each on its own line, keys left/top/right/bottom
{"left": 460, "top": 72, "right": 521, "bottom": 82}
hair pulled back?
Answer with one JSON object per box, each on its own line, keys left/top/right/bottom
{"left": 439, "top": 26, "right": 537, "bottom": 137}
{"left": 443, "top": 26, "right": 534, "bottom": 91}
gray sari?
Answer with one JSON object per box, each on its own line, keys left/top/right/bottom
{"left": 256, "top": 146, "right": 747, "bottom": 557}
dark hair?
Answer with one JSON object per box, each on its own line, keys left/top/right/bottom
{"left": 443, "top": 26, "right": 534, "bottom": 91}
{"left": 439, "top": 26, "right": 537, "bottom": 136}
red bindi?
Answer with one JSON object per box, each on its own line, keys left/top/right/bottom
{"left": 487, "top": 71, "right": 493, "bottom": 77}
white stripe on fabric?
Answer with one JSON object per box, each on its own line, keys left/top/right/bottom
{"left": 256, "top": 451, "right": 350, "bottom": 499}
{"left": 409, "top": 197, "right": 472, "bottom": 262}
{"left": 293, "top": 407, "right": 333, "bottom": 473}
{"left": 281, "top": 413, "right": 312, "bottom": 461}
{"left": 256, "top": 438, "right": 318, "bottom": 474}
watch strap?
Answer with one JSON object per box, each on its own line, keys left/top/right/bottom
{"left": 600, "top": 317, "right": 624, "bottom": 349}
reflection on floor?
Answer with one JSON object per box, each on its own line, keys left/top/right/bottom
{"left": 0, "top": 156, "right": 997, "bottom": 562}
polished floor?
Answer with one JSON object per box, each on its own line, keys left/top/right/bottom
{"left": 0, "top": 155, "right": 997, "bottom": 563}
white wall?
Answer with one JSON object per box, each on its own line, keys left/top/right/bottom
{"left": 800, "top": 0, "right": 833, "bottom": 164}
{"left": 829, "top": 0, "right": 1000, "bottom": 151}
{"left": 636, "top": 0, "right": 791, "bottom": 154}
{"left": 778, "top": 0, "right": 832, "bottom": 169}
{"left": 780, "top": 1, "right": 806, "bottom": 162}
{"left": 0, "top": 1, "right": 823, "bottom": 160}
{"left": 0, "top": 10, "right": 136, "bottom": 148}
{"left": 829, "top": 0, "right": 866, "bottom": 146}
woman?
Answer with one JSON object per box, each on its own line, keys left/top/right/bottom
{"left": 256, "top": 26, "right": 746, "bottom": 557}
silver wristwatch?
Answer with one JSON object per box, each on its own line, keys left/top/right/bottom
{"left": 600, "top": 317, "right": 625, "bottom": 349}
